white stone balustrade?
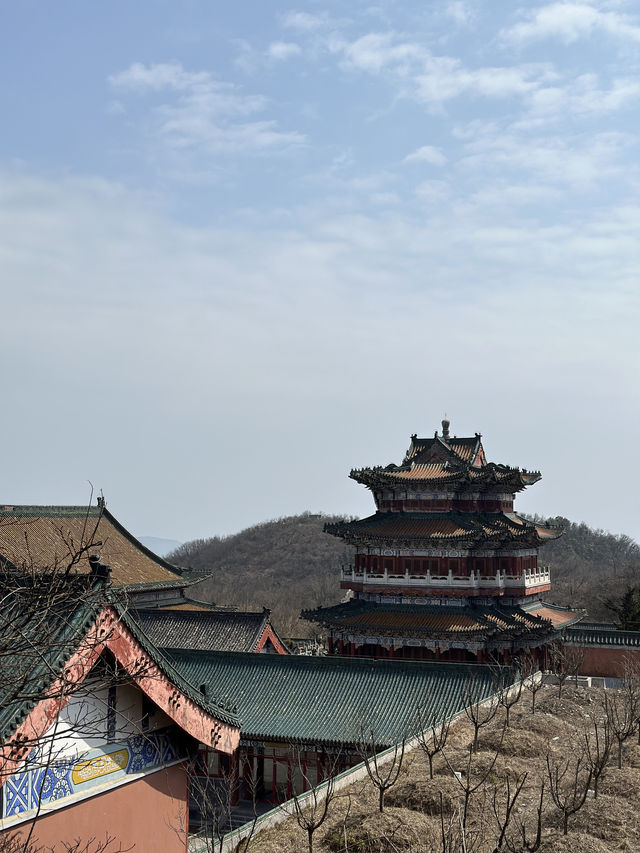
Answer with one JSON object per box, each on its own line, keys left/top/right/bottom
{"left": 340, "top": 565, "right": 550, "bottom": 590}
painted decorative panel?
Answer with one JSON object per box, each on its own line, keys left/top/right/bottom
{"left": 3, "top": 727, "right": 186, "bottom": 819}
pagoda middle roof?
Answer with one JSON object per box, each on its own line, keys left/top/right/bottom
{"left": 325, "top": 512, "right": 561, "bottom": 545}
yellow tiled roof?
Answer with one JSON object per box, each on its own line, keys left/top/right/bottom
{"left": 0, "top": 506, "right": 183, "bottom": 588}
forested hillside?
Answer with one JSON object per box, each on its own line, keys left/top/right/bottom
{"left": 167, "top": 513, "right": 640, "bottom": 635}
{"left": 168, "top": 513, "right": 354, "bottom": 636}
{"left": 534, "top": 515, "right": 640, "bottom": 620}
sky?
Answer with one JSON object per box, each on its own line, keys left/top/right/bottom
{"left": 1, "top": 0, "right": 639, "bottom": 546}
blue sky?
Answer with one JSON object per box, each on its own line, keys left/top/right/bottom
{"left": 1, "top": 1, "right": 639, "bottom": 545}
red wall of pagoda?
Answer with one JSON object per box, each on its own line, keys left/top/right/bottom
{"left": 5, "top": 764, "right": 189, "bottom": 853}
{"left": 376, "top": 499, "right": 514, "bottom": 512}
{"left": 341, "top": 581, "right": 551, "bottom": 598}
{"left": 353, "top": 554, "right": 538, "bottom": 576}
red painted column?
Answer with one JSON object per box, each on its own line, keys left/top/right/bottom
{"left": 272, "top": 759, "right": 277, "bottom": 804}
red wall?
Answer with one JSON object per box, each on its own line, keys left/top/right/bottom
{"left": 4, "top": 762, "right": 189, "bottom": 853}
{"left": 577, "top": 646, "right": 640, "bottom": 679}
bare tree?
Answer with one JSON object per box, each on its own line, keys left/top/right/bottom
{"left": 462, "top": 675, "right": 500, "bottom": 752}
{"left": 499, "top": 673, "right": 523, "bottom": 728}
{"left": 287, "top": 748, "right": 343, "bottom": 853}
{"left": 545, "top": 747, "right": 593, "bottom": 835}
{"left": 505, "top": 781, "right": 545, "bottom": 853}
{"left": 603, "top": 684, "right": 639, "bottom": 769}
{"left": 548, "top": 643, "right": 584, "bottom": 698}
{"left": 521, "top": 650, "right": 544, "bottom": 715}
{"left": 356, "top": 728, "right": 405, "bottom": 813}
{"left": 187, "top": 754, "right": 259, "bottom": 853}
{"left": 490, "top": 773, "right": 528, "bottom": 851}
{"left": 583, "top": 707, "right": 611, "bottom": 797}
{"left": 441, "top": 740, "right": 500, "bottom": 833}
{"left": 415, "top": 709, "right": 451, "bottom": 779}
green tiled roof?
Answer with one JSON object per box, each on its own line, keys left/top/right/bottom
{"left": 565, "top": 623, "right": 640, "bottom": 648}
{"left": 0, "top": 573, "right": 108, "bottom": 744}
{"left": 161, "top": 649, "right": 504, "bottom": 748}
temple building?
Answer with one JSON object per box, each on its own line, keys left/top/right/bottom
{"left": 304, "top": 420, "right": 582, "bottom": 665}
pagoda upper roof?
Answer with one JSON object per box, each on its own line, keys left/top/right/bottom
{"left": 325, "top": 511, "right": 561, "bottom": 547}
{"left": 350, "top": 423, "right": 540, "bottom": 493}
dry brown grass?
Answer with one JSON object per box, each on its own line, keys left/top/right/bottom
{"left": 243, "top": 684, "right": 640, "bottom": 853}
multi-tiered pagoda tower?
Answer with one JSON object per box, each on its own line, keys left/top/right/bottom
{"left": 304, "top": 420, "right": 581, "bottom": 665}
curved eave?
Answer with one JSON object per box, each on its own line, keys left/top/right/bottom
{"left": 349, "top": 466, "right": 541, "bottom": 494}
{"left": 326, "top": 515, "right": 548, "bottom": 548}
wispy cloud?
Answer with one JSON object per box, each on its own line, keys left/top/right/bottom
{"left": 517, "top": 74, "right": 640, "bottom": 127}
{"left": 461, "top": 128, "right": 633, "bottom": 188}
{"left": 280, "top": 10, "right": 335, "bottom": 32}
{"left": 403, "top": 145, "right": 447, "bottom": 165}
{"left": 109, "top": 62, "right": 305, "bottom": 155}
{"left": 503, "top": 1, "right": 640, "bottom": 44}
{"left": 445, "top": 1, "right": 475, "bottom": 26}
{"left": 267, "top": 41, "right": 302, "bottom": 61}
{"left": 327, "top": 31, "right": 551, "bottom": 104}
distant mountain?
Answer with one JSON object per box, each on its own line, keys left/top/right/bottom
{"left": 139, "top": 536, "right": 183, "bottom": 558}
{"left": 167, "top": 512, "right": 640, "bottom": 635}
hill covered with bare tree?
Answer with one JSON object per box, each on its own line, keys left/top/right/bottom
{"left": 168, "top": 513, "right": 354, "bottom": 637}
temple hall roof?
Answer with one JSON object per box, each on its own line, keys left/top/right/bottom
{"left": 0, "top": 504, "right": 183, "bottom": 588}
{"left": 0, "top": 571, "right": 240, "bottom": 749}
{"left": 161, "top": 649, "right": 503, "bottom": 748}
{"left": 132, "top": 607, "right": 284, "bottom": 653}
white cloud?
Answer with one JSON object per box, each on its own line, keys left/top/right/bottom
{"left": 280, "top": 10, "right": 331, "bottom": 31}
{"left": 328, "top": 31, "right": 550, "bottom": 104}
{"left": 517, "top": 74, "right": 640, "bottom": 127}
{"left": 267, "top": 41, "right": 302, "bottom": 60}
{"left": 109, "top": 61, "right": 305, "bottom": 155}
{"left": 445, "top": 1, "right": 475, "bottom": 25}
{"left": 404, "top": 145, "right": 447, "bottom": 165}
{"left": 461, "top": 128, "right": 632, "bottom": 188}
{"left": 108, "top": 62, "right": 211, "bottom": 92}
{"left": 504, "top": 2, "right": 640, "bottom": 44}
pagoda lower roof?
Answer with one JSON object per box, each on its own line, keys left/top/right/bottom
{"left": 302, "top": 600, "right": 582, "bottom": 639}
{"left": 325, "top": 512, "right": 560, "bottom": 546}
{"left": 351, "top": 461, "right": 540, "bottom": 493}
